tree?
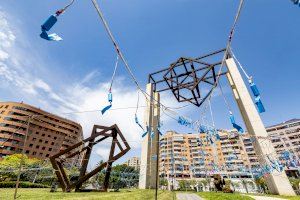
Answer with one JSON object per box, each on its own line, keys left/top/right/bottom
{"left": 198, "top": 179, "right": 208, "bottom": 191}
{"left": 160, "top": 178, "right": 168, "bottom": 190}
{"left": 289, "top": 178, "right": 300, "bottom": 191}
{"left": 0, "top": 154, "right": 42, "bottom": 182}
{"left": 96, "top": 164, "right": 139, "bottom": 190}
{"left": 178, "top": 180, "right": 187, "bottom": 191}
{"left": 0, "top": 154, "right": 56, "bottom": 186}
{"left": 255, "top": 177, "right": 268, "bottom": 193}
{"left": 241, "top": 179, "right": 250, "bottom": 193}
{"left": 178, "top": 180, "right": 192, "bottom": 191}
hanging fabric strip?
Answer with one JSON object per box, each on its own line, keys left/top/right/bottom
{"left": 254, "top": 96, "right": 265, "bottom": 113}
{"left": 231, "top": 49, "right": 266, "bottom": 113}
{"left": 281, "top": 151, "right": 290, "bottom": 161}
{"left": 134, "top": 90, "right": 147, "bottom": 133}
{"left": 142, "top": 126, "right": 149, "bottom": 138}
{"left": 101, "top": 56, "right": 119, "bottom": 115}
{"left": 229, "top": 112, "right": 244, "bottom": 134}
{"left": 135, "top": 114, "right": 145, "bottom": 132}
{"left": 267, "top": 155, "right": 284, "bottom": 172}
{"left": 40, "top": 15, "right": 62, "bottom": 41}
{"left": 150, "top": 131, "right": 155, "bottom": 139}
{"left": 157, "top": 122, "right": 163, "bottom": 136}
{"left": 101, "top": 92, "right": 112, "bottom": 115}
{"left": 249, "top": 79, "right": 266, "bottom": 113}
{"left": 291, "top": 0, "right": 300, "bottom": 6}
{"left": 215, "top": 132, "right": 221, "bottom": 141}
{"left": 40, "top": 1, "right": 75, "bottom": 41}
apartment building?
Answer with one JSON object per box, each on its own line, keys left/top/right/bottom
{"left": 124, "top": 156, "right": 140, "bottom": 170}
{"left": 160, "top": 130, "right": 255, "bottom": 179}
{"left": 218, "top": 130, "right": 252, "bottom": 174}
{"left": 160, "top": 119, "right": 300, "bottom": 180}
{"left": 0, "top": 102, "right": 83, "bottom": 160}
{"left": 267, "top": 119, "right": 300, "bottom": 160}
{"left": 242, "top": 119, "right": 300, "bottom": 170}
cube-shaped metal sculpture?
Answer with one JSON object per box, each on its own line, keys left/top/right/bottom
{"left": 149, "top": 49, "right": 227, "bottom": 107}
{"left": 50, "top": 124, "right": 130, "bottom": 192}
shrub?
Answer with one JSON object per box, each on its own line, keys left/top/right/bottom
{"left": 222, "top": 186, "right": 234, "bottom": 193}
{"left": 0, "top": 181, "right": 50, "bottom": 188}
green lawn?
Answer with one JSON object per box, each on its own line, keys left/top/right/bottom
{"left": 248, "top": 193, "right": 300, "bottom": 200}
{"left": 197, "top": 192, "right": 300, "bottom": 200}
{"left": 0, "top": 188, "right": 174, "bottom": 200}
{"left": 197, "top": 192, "right": 254, "bottom": 200}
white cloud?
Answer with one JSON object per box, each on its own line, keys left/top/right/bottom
{"left": 0, "top": 50, "right": 9, "bottom": 60}
{"left": 0, "top": 9, "right": 195, "bottom": 164}
{"left": 34, "top": 79, "right": 51, "bottom": 93}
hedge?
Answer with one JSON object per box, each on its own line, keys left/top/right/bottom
{"left": 0, "top": 181, "right": 50, "bottom": 188}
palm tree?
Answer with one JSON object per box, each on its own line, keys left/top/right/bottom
{"left": 241, "top": 179, "right": 249, "bottom": 193}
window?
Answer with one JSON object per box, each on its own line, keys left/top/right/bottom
{"left": 45, "top": 141, "right": 48, "bottom": 144}
{"left": 39, "top": 153, "right": 43, "bottom": 156}
{"left": 42, "top": 147, "right": 45, "bottom": 150}
{"left": 36, "top": 132, "right": 39, "bottom": 135}
{"left": 32, "top": 152, "right": 36, "bottom": 155}
{"left": 29, "top": 144, "right": 33, "bottom": 147}
{"left": 32, "top": 138, "right": 36, "bottom": 141}
{"left": 54, "top": 137, "right": 57, "bottom": 140}
{"left": 48, "top": 135, "right": 51, "bottom": 138}
{"left": 51, "top": 142, "right": 54, "bottom": 145}
{"left": 42, "top": 133, "right": 45, "bottom": 136}
{"left": 36, "top": 145, "right": 40, "bottom": 149}
{"left": 46, "top": 154, "right": 49, "bottom": 157}
{"left": 49, "top": 148, "right": 52, "bottom": 151}
{"left": 39, "top": 139, "right": 42, "bottom": 142}
{"left": 25, "top": 150, "right": 30, "bottom": 154}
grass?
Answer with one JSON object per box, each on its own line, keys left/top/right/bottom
{"left": 1, "top": 188, "right": 299, "bottom": 200}
{"left": 197, "top": 192, "right": 300, "bottom": 200}
{"left": 247, "top": 193, "right": 300, "bottom": 200}
{"left": 197, "top": 192, "right": 254, "bottom": 200}
{"left": 0, "top": 188, "right": 174, "bottom": 200}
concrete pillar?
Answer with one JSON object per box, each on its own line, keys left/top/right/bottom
{"left": 139, "top": 84, "right": 153, "bottom": 189}
{"left": 139, "top": 83, "right": 160, "bottom": 189}
{"left": 225, "top": 58, "right": 296, "bottom": 196}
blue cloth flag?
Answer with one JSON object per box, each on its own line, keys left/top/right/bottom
{"left": 142, "top": 126, "right": 149, "bottom": 138}
{"left": 101, "top": 104, "right": 112, "bottom": 115}
{"left": 101, "top": 92, "right": 113, "bottom": 115}
{"left": 40, "top": 15, "right": 63, "bottom": 41}
{"left": 255, "top": 96, "right": 266, "bottom": 113}
{"left": 135, "top": 114, "right": 145, "bottom": 131}
{"left": 249, "top": 80, "right": 266, "bottom": 113}
{"left": 229, "top": 113, "right": 244, "bottom": 134}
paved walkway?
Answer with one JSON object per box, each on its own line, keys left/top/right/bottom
{"left": 243, "top": 195, "right": 285, "bottom": 200}
{"left": 176, "top": 193, "right": 203, "bottom": 200}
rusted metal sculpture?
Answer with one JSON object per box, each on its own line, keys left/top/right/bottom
{"left": 50, "top": 124, "right": 130, "bottom": 192}
{"left": 148, "top": 49, "right": 228, "bottom": 107}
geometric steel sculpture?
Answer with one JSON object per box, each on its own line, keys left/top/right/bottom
{"left": 50, "top": 124, "right": 130, "bottom": 192}
{"left": 149, "top": 49, "right": 228, "bottom": 107}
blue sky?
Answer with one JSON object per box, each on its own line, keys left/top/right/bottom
{"left": 0, "top": 0, "right": 299, "bottom": 164}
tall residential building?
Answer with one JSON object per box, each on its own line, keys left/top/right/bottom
{"left": 124, "top": 156, "right": 140, "bottom": 170}
{"left": 242, "top": 119, "right": 300, "bottom": 170}
{"left": 160, "top": 119, "right": 300, "bottom": 180}
{"left": 0, "top": 102, "right": 83, "bottom": 160}
{"left": 218, "top": 130, "right": 252, "bottom": 174}
{"left": 267, "top": 119, "right": 300, "bottom": 160}
{"left": 159, "top": 131, "right": 251, "bottom": 180}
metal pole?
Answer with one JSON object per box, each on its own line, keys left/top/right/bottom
{"left": 155, "top": 127, "right": 160, "bottom": 200}
{"left": 14, "top": 115, "right": 32, "bottom": 200}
